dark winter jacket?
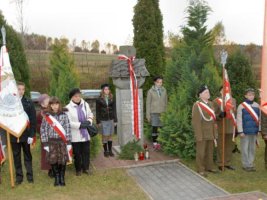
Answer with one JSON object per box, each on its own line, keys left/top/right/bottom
{"left": 96, "top": 96, "right": 117, "bottom": 124}
{"left": 11, "top": 96, "right": 37, "bottom": 143}
{"left": 237, "top": 99, "right": 260, "bottom": 135}
{"left": 261, "top": 112, "right": 267, "bottom": 136}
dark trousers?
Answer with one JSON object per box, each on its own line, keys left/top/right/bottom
{"left": 265, "top": 140, "right": 267, "bottom": 169}
{"left": 72, "top": 141, "right": 90, "bottom": 172}
{"left": 11, "top": 141, "right": 33, "bottom": 182}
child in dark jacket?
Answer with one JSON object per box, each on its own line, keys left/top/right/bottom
{"left": 40, "top": 97, "right": 71, "bottom": 186}
{"left": 237, "top": 88, "right": 261, "bottom": 172}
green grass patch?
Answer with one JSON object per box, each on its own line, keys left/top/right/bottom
{"left": 182, "top": 137, "right": 267, "bottom": 194}
{"left": 0, "top": 141, "right": 149, "bottom": 200}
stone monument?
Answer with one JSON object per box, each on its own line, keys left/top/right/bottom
{"left": 110, "top": 46, "right": 149, "bottom": 150}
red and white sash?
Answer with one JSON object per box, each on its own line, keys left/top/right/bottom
{"left": 118, "top": 55, "right": 141, "bottom": 139}
{"left": 45, "top": 115, "right": 72, "bottom": 163}
{"left": 0, "top": 136, "right": 6, "bottom": 165}
{"left": 242, "top": 102, "right": 259, "bottom": 125}
{"left": 197, "top": 101, "right": 216, "bottom": 121}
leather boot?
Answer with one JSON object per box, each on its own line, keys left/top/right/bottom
{"left": 51, "top": 164, "right": 60, "bottom": 186}
{"left": 59, "top": 164, "right": 66, "bottom": 186}
{"left": 108, "top": 141, "right": 114, "bottom": 157}
{"left": 103, "top": 143, "right": 109, "bottom": 157}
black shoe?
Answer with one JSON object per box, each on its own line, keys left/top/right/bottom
{"left": 225, "top": 166, "right": 235, "bottom": 170}
{"left": 48, "top": 169, "right": 54, "bottom": 178}
{"left": 104, "top": 151, "right": 109, "bottom": 157}
{"left": 51, "top": 164, "right": 60, "bottom": 186}
{"left": 27, "top": 179, "right": 34, "bottom": 183}
{"left": 109, "top": 151, "right": 115, "bottom": 157}
{"left": 218, "top": 166, "right": 223, "bottom": 171}
{"left": 15, "top": 180, "right": 23, "bottom": 185}
{"left": 206, "top": 169, "right": 219, "bottom": 173}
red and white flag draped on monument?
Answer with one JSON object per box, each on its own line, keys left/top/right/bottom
{"left": 118, "top": 55, "right": 141, "bottom": 139}
{"left": 0, "top": 44, "right": 29, "bottom": 137}
{"left": 261, "top": 0, "right": 267, "bottom": 114}
{"left": 223, "top": 68, "right": 236, "bottom": 126}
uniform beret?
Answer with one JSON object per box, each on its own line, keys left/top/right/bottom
{"left": 198, "top": 85, "right": 208, "bottom": 96}
{"left": 69, "top": 88, "right": 81, "bottom": 99}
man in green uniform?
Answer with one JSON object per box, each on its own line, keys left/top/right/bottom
{"left": 192, "top": 85, "right": 218, "bottom": 177}
{"left": 213, "top": 86, "right": 236, "bottom": 171}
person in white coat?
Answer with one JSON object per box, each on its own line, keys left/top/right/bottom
{"left": 66, "top": 88, "right": 93, "bottom": 176}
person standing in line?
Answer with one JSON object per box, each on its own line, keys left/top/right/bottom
{"left": 96, "top": 84, "right": 117, "bottom": 157}
{"left": 36, "top": 94, "right": 53, "bottom": 177}
{"left": 66, "top": 88, "right": 93, "bottom": 176}
{"left": 237, "top": 88, "right": 261, "bottom": 172}
{"left": 146, "top": 76, "right": 167, "bottom": 150}
{"left": 10, "top": 81, "right": 36, "bottom": 184}
{"left": 40, "top": 97, "right": 71, "bottom": 186}
{"left": 213, "top": 86, "right": 236, "bottom": 171}
{"left": 192, "top": 85, "right": 218, "bottom": 177}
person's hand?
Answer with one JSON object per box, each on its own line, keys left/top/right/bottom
{"left": 147, "top": 118, "right": 150, "bottom": 123}
{"left": 219, "top": 112, "right": 226, "bottom": 118}
{"left": 114, "top": 123, "right": 117, "bottom": 127}
{"left": 80, "top": 121, "right": 91, "bottom": 129}
{"left": 239, "top": 133, "right": 245, "bottom": 138}
{"left": 44, "top": 146, "right": 49, "bottom": 152}
{"left": 263, "top": 135, "right": 267, "bottom": 140}
{"left": 2, "top": 145, "right": 6, "bottom": 150}
{"left": 67, "top": 145, "right": 72, "bottom": 151}
{"left": 97, "top": 123, "right": 101, "bottom": 128}
{"left": 88, "top": 118, "right": 93, "bottom": 125}
{"left": 27, "top": 137, "right": 33, "bottom": 144}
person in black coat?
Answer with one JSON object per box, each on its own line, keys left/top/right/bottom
{"left": 96, "top": 84, "right": 117, "bottom": 157}
{"left": 10, "top": 82, "right": 36, "bottom": 184}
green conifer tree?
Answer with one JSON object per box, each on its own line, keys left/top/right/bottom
{"left": 49, "top": 41, "right": 79, "bottom": 104}
{"left": 133, "top": 0, "right": 165, "bottom": 95}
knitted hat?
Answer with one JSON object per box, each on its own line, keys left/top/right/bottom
{"left": 69, "top": 88, "right": 81, "bottom": 99}
{"left": 244, "top": 88, "right": 255, "bottom": 94}
{"left": 101, "top": 83, "right": 110, "bottom": 89}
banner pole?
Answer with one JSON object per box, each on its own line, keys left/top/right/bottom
{"left": 7, "top": 132, "right": 15, "bottom": 188}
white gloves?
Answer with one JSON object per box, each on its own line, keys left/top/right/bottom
{"left": 27, "top": 137, "right": 33, "bottom": 144}
{"left": 67, "top": 145, "right": 72, "bottom": 151}
{"left": 2, "top": 145, "right": 6, "bottom": 150}
{"left": 44, "top": 146, "right": 49, "bottom": 152}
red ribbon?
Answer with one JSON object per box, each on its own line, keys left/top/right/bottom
{"left": 118, "top": 55, "right": 140, "bottom": 139}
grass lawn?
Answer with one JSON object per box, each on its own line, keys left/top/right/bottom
{"left": 182, "top": 137, "right": 267, "bottom": 194}
{"left": 0, "top": 143, "right": 149, "bottom": 200}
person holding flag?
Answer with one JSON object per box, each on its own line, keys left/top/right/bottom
{"left": 237, "top": 88, "right": 261, "bottom": 172}
{"left": 192, "top": 85, "right": 218, "bottom": 177}
{"left": 10, "top": 81, "right": 36, "bottom": 185}
{"left": 40, "top": 97, "right": 71, "bottom": 186}
{"left": 213, "top": 86, "right": 236, "bottom": 171}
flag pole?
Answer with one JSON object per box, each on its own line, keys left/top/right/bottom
{"left": 7, "top": 132, "right": 15, "bottom": 188}
{"left": 221, "top": 50, "right": 228, "bottom": 172}
{"left": 261, "top": 0, "right": 267, "bottom": 114}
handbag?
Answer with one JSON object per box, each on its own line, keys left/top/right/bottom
{"left": 84, "top": 102, "right": 98, "bottom": 137}
{"left": 87, "top": 123, "right": 98, "bottom": 137}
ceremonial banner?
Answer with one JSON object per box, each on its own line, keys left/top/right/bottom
{"left": 118, "top": 55, "right": 141, "bottom": 139}
{"left": 0, "top": 44, "right": 28, "bottom": 137}
{"left": 0, "top": 136, "right": 5, "bottom": 165}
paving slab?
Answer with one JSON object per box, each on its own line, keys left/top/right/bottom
{"left": 127, "top": 162, "right": 228, "bottom": 200}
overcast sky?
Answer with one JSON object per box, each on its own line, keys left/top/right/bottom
{"left": 0, "top": 0, "right": 265, "bottom": 48}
